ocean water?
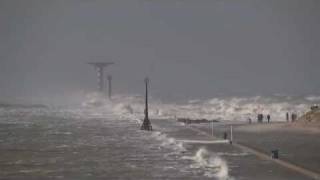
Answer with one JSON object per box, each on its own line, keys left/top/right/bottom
{"left": 84, "top": 93, "right": 320, "bottom": 122}
{"left": 0, "top": 106, "right": 230, "bottom": 179}
{"left": 1, "top": 93, "right": 319, "bottom": 179}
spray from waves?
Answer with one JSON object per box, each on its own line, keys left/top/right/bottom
{"left": 149, "top": 125, "right": 231, "bottom": 179}
{"left": 305, "top": 95, "right": 320, "bottom": 102}
{"left": 81, "top": 93, "right": 142, "bottom": 123}
{"left": 80, "top": 93, "right": 238, "bottom": 179}
{"left": 151, "top": 131, "right": 186, "bottom": 153}
{"left": 81, "top": 93, "right": 319, "bottom": 122}
{"left": 183, "top": 148, "right": 232, "bottom": 180}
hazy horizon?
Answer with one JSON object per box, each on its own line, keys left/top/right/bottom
{"left": 1, "top": 0, "right": 320, "bottom": 105}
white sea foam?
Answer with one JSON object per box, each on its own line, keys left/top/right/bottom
{"left": 183, "top": 148, "right": 231, "bottom": 180}
{"left": 150, "top": 132, "right": 232, "bottom": 179}
{"left": 305, "top": 96, "right": 320, "bottom": 102}
{"left": 79, "top": 93, "right": 317, "bottom": 122}
{"left": 2, "top": 93, "right": 315, "bottom": 125}
{"left": 151, "top": 131, "right": 187, "bottom": 153}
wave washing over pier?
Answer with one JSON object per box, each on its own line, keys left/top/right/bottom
{"left": 84, "top": 93, "right": 320, "bottom": 122}
{"left": 0, "top": 95, "right": 232, "bottom": 179}
{"left": 1, "top": 93, "right": 319, "bottom": 179}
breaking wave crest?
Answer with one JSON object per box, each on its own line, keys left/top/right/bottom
{"left": 151, "top": 132, "right": 230, "bottom": 179}
{"left": 81, "top": 93, "right": 319, "bottom": 122}
{"left": 183, "top": 148, "right": 232, "bottom": 180}
{"left": 151, "top": 131, "right": 186, "bottom": 153}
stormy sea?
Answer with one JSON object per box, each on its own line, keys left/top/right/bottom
{"left": 1, "top": 93, "right": 319, "bottom": 180}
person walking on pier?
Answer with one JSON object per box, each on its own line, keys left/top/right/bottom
{"left": 257, "top": 114, "right": 264, "bottom": 123}
{"left": 248, "top": 117, "right": 252, "bottom": 124}
{"left": 267, "top": 114, "right": 271, "bottom": 123}
{"left": 291, "top": 113, "right": 297, "bottom": 122}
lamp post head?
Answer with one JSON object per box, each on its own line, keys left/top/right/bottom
{"left": 144, "top": 77, "right": 150, "bottom": 84}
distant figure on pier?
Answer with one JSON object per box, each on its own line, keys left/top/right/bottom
{"left": 286, "top": 112, "right": 289, "bottom": 122}
{"left": 257, "top": 114, "right": 264, "bottom": 123}
{"left": 223, "top": 132, "right": 228, "bottom": 140}
{"left": 291, "top": 113, "right": 297, "bottom": 122}
{"left": 248, "top": 117, "right": 252, "bottom": 124}
{"left": 267, "top": 114, "right": 271, "bottom": 123}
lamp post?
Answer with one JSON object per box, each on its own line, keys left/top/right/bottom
{"left": 141, "top": 77, "right": 152, "bottom": 131}
{"left": 107, "top": 75, "right": 112, "bottom": 99}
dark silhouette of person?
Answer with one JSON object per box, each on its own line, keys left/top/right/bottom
{"left": 257, "top": 114, "right": 264, "bottom": 123}
{"left": 267, "top": 114, "right": 271, "bottom": 123}
{"left": 286, "top": 112, "right": 289, "bottom": 122}
{"left": 248, "top": 117, "right": 252, "bottom": 124}
{"left": 223, "top": 132, "right": 228, "bottom": 140}
{"left": 291, "top": 113, "right": 297, "bottom": 122}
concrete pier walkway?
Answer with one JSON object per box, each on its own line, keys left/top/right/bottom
{"left": 152, "top": 119, "right": 318, "bottom": 180}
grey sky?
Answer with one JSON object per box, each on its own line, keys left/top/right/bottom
{"left": 0, "top": 0, "right": 319, "bottom": 104}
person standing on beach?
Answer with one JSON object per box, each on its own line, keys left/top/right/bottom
{"left": 286, "top": 112, "right": 289, "bottom": 122}
{"left": 267, "top": 114, "right": 271, "bottom": 123}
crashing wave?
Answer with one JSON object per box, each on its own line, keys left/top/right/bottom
{"left": 80, "top": 93, "right": 319, "bottom": 122}
{"left": 183, "top": 148, "right": 231, "bottom": 180}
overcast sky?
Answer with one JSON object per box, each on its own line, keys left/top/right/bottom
{"left": 0, "top": 0, "right": 319, "bottom": 104}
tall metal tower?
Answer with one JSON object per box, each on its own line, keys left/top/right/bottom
{"left": 88, "top": 62, "right": 114, "bottom": 92}
{"left": 141, "top": 77, "right": 152, "bottom": 131}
